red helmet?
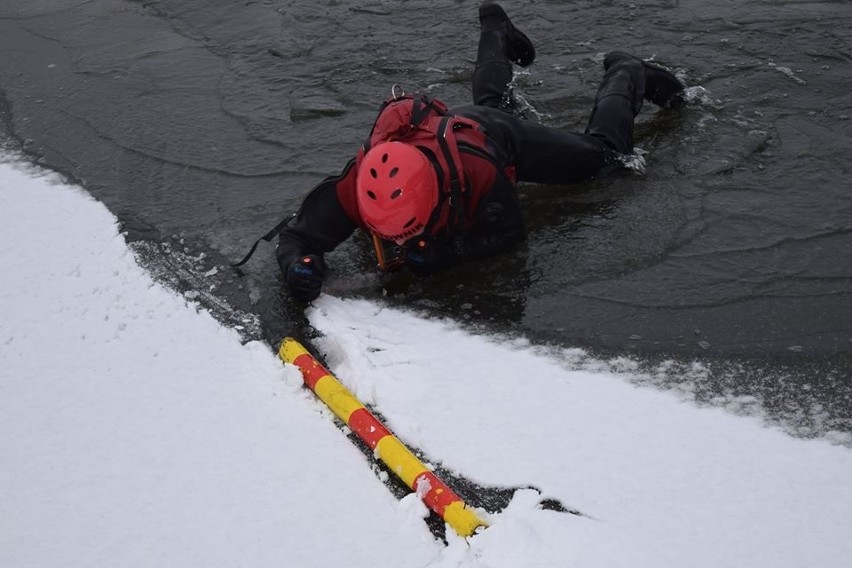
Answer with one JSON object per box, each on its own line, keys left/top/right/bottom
{"left": 356, "top": 142, "right": 438, "bottom": 244}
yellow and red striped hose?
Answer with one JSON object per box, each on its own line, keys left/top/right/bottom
{"left": 279, "top": 337, "right": 487, "bottom": 537}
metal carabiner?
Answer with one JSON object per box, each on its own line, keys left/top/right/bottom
{"left": 390, "top": 84, "right": 405, "bottom": 101}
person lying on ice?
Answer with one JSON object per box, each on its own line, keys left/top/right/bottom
{"left": 275, "top": 2, "right": 685, "bottom": 302}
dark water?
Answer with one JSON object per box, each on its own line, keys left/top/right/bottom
{"left": 1, "top": 0, "right": 850, "bottom": 442}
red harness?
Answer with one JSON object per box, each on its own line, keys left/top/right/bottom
{"left": 359, "top": 91, "right": 498, "bottom": 236}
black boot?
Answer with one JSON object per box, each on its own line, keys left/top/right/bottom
{"left": 479, "top": 2, "right": 536, "bottom": 67}
{"left": 605, "top": 51, "right": 685, "bottom": 109}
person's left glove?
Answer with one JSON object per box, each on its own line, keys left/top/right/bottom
{"left": 286, "top": 255, "right": 325, "bottom": 302}
{"left": 404, "top": 236, "right": 462, "bottom": 276}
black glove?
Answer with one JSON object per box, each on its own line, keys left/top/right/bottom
{"left": 404, "top": 236, "right": 462, "bottom": 276}
{"left": 476, "top": 202, "right": 506, "bottom": 229}
{"left": 286, "top": 255, "right": 325, "bottom": 302}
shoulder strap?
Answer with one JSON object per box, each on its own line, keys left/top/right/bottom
{"left": 434, "top": 115, "right": 476, "bottom": 235}
{"left": 410, "top": 94, "right": 444, "bottom": 126}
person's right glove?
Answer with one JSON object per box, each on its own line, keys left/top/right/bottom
{"left": 286, "top": 255, "right": 325, "bottom": 302}
{"left": 404, "top": 236, "right": 462, "bottom": 276}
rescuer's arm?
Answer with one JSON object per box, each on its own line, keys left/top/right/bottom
{"left": 277, "top": 160, "right": 360, "bottom": 301}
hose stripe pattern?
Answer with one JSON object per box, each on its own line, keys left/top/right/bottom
{"left": 279, "top": 337, "right": 486, "bottom": 537}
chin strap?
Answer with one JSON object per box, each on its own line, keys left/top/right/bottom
{"left": 370, "top": 231, "right": 407, "bottom": 272}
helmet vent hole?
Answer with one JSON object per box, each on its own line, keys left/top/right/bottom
{"left": 367, "top": 190, "right": 377, "bottom": 200}
{"left": 390, "top": 189, "right": 402, "bottom": 200}
{"left": 389, "top": 167, "right": 399, "bottom": 178}
{"left": 403, "top": 217, "right": 416, "bottom": 229}
{"left": 370, "top": 168, "right": 378, "bottom": 179}
{"left": 381, "top": 153, "right": 389, "bottom": 163}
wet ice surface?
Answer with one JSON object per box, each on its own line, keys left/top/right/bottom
{"left": 0, "top": 0, "right": 850, "bottom": 439}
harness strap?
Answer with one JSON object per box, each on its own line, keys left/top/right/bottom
{"left": 436, "top": 116, "right": 471, "bottom": 235}
{"left": 230, "top": 213, "right": 295, "bottom": 267}
{"left": 410, "top": 94, "right": 439, "bottom": 126}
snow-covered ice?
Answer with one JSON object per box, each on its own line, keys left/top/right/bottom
{"left": 2, "top": 156, "right": 851, "bottom": 567}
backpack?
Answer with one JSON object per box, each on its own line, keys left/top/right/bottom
{"left": 360, "top": 88, "right": 491, "bottom": 238}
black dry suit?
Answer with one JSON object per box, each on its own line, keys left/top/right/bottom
{"left": 248, "top": 3, "right": 684, "bottom": 302}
